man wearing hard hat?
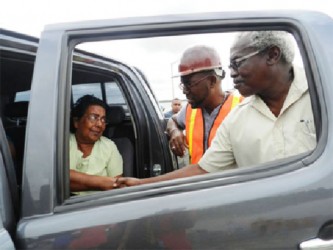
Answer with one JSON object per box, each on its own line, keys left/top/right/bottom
{"left": 166, "top": 45, "right": 242, "bottom": 164}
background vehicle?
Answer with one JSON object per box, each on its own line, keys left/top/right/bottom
{"left": 0, "top": 10, "right": 333, "bottom": 249}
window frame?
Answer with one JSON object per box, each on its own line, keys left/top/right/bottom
{"left": 51, "top": 17, "right": 324, "bottom": 209}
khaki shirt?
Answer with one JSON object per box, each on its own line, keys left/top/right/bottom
{"left": 199, "top": 67, "right": 316, "bottom": 172}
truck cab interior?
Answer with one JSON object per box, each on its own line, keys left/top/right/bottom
{"left": 0, "top": 31, "right": 138, "bottom": 193}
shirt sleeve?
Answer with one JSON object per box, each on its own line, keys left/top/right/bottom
{"left": 198, "top": 116, "right": 236, "bottom": 172}
{"left": 164, "top": 110, "right": 172, "bottom": 119}
{"left": 69, "top": 133, "right": 80, "bottom": 170}
{"left": 175, "top": 104, "right": 187, "bottom": 130}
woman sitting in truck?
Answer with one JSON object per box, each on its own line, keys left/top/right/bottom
{"left": 69, "top": 94, "right": 123, "bottom": 195}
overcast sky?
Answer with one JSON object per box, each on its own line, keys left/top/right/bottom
{"left": 1, "top": 0, "right": 333, "bottom": 104}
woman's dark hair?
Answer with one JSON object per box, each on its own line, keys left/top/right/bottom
{"left": 70, "top": 95, "right": 110, "bottom": 133}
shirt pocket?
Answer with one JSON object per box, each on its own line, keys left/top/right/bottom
{"left": 296, "top": 119, "right": 316, "bottom": 150}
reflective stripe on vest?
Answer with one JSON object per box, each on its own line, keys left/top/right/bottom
{"left": 185, "top": 93, "right": 243, "bottom": 164}
{"left": 188, "top": 108, "right": 197, "bottom": 158}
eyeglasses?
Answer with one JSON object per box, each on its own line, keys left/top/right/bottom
{"left": 179, "top": 74, "right": 211, "bottom": 91}
{"left": 85, "top": 113, "right": 108, "bottom": 125}
{"left": 228, "top": 49, "right": 262, "bottom": 71}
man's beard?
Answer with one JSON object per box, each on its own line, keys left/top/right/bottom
{"left": 189, "top": 99, "right": 203, "bottom": 109}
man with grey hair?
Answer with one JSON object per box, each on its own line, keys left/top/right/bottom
{"left": 114, "top": 31, "right": 316, "bottom": 187}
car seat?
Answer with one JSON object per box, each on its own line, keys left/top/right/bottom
{"left": 106, "top": 106, "right": 134, "bottom": 177}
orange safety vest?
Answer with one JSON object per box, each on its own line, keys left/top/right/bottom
{"left": 185, "top": 93, "right": 243, "bottom": 164}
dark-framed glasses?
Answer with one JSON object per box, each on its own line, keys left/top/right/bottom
{"left": 228, "top": 49, "right": 262, "bottom": 70}
{"left": 179, "top": 74, "right": 211, "bottom": 91}
{"left": 85, "top": 113, "right": 108, "bottom": 125}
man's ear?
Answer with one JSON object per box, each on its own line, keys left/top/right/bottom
{"left": 267, "top": 46, "right": 281, "bottom": 65}
{"left": 209, "top": 75, "right": 218, "bottom": 87}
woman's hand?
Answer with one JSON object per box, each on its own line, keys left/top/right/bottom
{"left": 113, "top": 177, "right": 142, "bottom": 188}
{"left": 70, "top": 170, "right": 119, "bottom": 191}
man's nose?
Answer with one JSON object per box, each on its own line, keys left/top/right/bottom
{"left": 229, "top": 67, "right": 238, "bottom": 78}
{"left": 182, "top": 87, "right": 190, "bottom": 94}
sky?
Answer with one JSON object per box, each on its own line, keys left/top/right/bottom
{"left": 1, "top": 0, "right": 333, "bottom": 106}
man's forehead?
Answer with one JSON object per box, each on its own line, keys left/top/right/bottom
{"left": 230, "top": 37, "right": 253, "bottom": 57}
{"left": 231, "top": 33, "right": 252, "bottom": 50}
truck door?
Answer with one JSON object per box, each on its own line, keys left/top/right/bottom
{"left": 18, "top": 11, "right": 333, "bottom": 249}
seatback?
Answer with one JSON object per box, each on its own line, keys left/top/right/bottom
{"left": 112, "top": 138, "right": 134, "bottom": 177}
{"left": 106, "top": 106, "right": 125, "bottom": 138}
{"left": 105, "top": 106, "right": 134, "bottom": 177}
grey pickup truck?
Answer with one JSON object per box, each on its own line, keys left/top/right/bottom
{"left": 0, "top": 10, "right": 332, "bottom": 249}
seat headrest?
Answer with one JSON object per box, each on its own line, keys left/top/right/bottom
{"left": 108, "top": 106, "right": 125, "bottom": 125}
{"left": 4, "top": 101, "right": 29, "bottom": 118}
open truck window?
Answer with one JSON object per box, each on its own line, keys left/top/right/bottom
{"left": 66, "top": 28, "right": 318, "bottom": 199}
